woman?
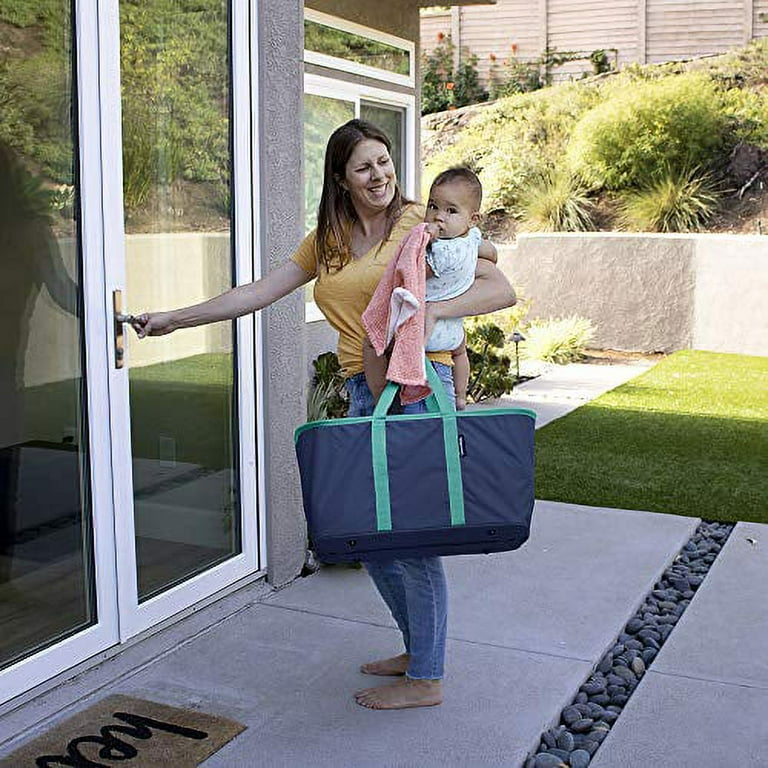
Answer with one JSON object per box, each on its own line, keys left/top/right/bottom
{"left": 134, "top": 119, "right": 516, "bottom": 710}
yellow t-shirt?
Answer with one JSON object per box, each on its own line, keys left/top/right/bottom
{"left": 292, "top": 203, "right": 453, "bottom": 377}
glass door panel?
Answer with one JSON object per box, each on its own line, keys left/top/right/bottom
{"left": 360, "top": 101, "right": 405, "bottom": 184}
{"left": 119, "top": 0, "right": 240, "bottom": 602}
{"left": 0, "top": 0, "right": 95, "bottom": 667}
{"left": 303, "top": 93, "right": 355, "bottom": 234}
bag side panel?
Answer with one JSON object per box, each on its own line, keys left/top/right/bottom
{"left": 458, "top": 413, "right": 535, "bottom": 527}
{"left": 295, "top": 422, "right": 376, "bottom": 538}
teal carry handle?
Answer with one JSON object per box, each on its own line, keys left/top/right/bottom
{"left": 370, "top": 359, "right": 466, "bottom": 533}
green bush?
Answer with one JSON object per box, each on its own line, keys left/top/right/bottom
{"left": 618, "top": 167, "right": 720, "bottom": 233}
{"left": 566, "top": 73, "right": 728, "bottom": 190}
{"left": 421, "top": 36, "right": 487, "bottom": 115}
{"left": 519, "top": 170, "right": 596, "bottom": 231}
{"left": 522, "top": 316, "right": 595, "bottom": 364}
{"left": 307, "top": 352, "right": 348, "bottom": 421}
{"left": 466, "top": 323, "right": 516, "bottom": 403}
{"left": 721, "top": 86, "right": 768, "bottom": 148}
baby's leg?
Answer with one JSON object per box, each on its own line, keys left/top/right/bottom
{"left": 451, "top": 336, "right": 469, "bottom": 411}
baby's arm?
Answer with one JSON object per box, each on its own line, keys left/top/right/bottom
{"left": 478, "top": 239, "right": 497, "bottom": 264}
{"left": 363, "top": 336, "right": 388, "bottom": 404}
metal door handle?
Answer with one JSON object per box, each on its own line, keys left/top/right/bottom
{"left": 112, "top": 290, "right": 132, "bottom": 369}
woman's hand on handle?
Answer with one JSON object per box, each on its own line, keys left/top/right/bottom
{"left": 132, "top": 260, "right": 313, "bottom": 338}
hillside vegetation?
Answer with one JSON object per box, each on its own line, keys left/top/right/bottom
{"left": 422, "top": 41, "right": 768, "bottom": 237}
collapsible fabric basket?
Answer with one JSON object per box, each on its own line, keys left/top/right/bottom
{"left": 295, "top": 363, "right": 536, "bottom": 562}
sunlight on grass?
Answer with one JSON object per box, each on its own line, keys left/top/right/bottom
{"left": 534, "top": 351, "right": 768, "bottom": 523}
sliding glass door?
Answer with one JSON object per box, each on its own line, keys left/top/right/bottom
{"left": 0, "top": 0, "right": 260, "bottom": 704}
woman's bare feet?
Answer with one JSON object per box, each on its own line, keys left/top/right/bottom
{"left": 360, "top": 653, "right": 410, "bottom": 676}
{"left": 354, "top": 678, "right": 443, "bottom": 710}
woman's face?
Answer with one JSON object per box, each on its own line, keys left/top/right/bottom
{"left": 341, "top": 139, "right": 396, "bottom": 216}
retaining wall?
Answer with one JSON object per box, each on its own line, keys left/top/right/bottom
{"left": 498, "top": 233, "right": 768, "bottom": 356}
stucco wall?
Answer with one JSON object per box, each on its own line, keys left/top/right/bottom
{"left": 692, "top": 236, "right": 768, "bottom": 356}
{"left": 498, "top": 233, "right": 768, "bottom": 356}
{"left": 259, "top": 0, "right": 308, "bottom": 587}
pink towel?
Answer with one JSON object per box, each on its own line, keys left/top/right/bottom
{"left": 362, "top": 223, "right": 432, "bottom": 405}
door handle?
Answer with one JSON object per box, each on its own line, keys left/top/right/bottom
{"left": 112, "top": 290, "right": 134, "bottom": 369}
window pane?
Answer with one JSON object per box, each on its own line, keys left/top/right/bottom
{"left": 303, "top": 93, "right": 355, "bottom": 234}
{"left": 0, "top": 0, "right": 95, "bottom": 668}
{"left": 360, "top": 102, "right": 405, "bottom": 185}
{"left": 120, "top": 0, "right": 241, "bottom": 601}
{"left": 305, "top": 19, "right": 410, "bottom": 77}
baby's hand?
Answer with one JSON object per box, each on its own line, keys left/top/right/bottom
{"left": 424, "top": 222, "right": 442, "bottom": 241}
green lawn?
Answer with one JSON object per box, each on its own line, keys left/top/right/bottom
{"left": 534, "top": 351, "right": 768, "bottom": 523}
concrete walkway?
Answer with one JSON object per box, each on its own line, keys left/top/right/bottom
{"left": 1, "top": 361, "right": 765, "bottom": 767}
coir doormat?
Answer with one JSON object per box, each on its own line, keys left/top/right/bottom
{"left": 0, "top": 694, "right": 246, "bottom": 768}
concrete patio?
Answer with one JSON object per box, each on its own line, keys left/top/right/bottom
{"left": 1, "top": 361, "right": 765, "bottom": 767}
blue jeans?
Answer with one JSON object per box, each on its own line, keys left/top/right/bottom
{"left": 345, "top": 363, "right": 455, "bottom": 680}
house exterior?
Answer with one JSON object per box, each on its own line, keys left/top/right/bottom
{"left": 0, "top": 0, "right": 490, "bottom": 713}
{"left": 421, "top": 0, "right": 768, "bottom": 85}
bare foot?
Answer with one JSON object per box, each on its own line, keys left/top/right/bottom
{"left": 354, "top": 678, "right": 443, "bottom": 710}
{"left": 455, "top": 397, "right": 467, "bottom": 411}
{"left": 360, "top": 653, "right": 410, "bottom": 676}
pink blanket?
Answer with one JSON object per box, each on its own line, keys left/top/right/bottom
{"left": 362, "top": 223, "right": 432, "bottom": 405}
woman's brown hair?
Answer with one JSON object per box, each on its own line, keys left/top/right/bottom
{"left": 315, "top": 119, "right": 411, "bottom": 271}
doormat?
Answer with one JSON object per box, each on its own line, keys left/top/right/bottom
{"left": 0, "top": 694, "right": 246, "bottom": 768}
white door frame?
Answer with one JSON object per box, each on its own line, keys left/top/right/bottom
{"left": 0, "top": 0, "right": 120, "bottom": 705}
{"left": 100, "top": 0, "right": 262, "bottom": 641}
{"left": 1, "top": 0, "right": 264, "bottom": 706}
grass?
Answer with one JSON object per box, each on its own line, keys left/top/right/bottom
{"left": 23, "top": 353, "right": 235, "bottom": 471}
{"left": 534, "top": 351, "right": 768, "bottom": 523}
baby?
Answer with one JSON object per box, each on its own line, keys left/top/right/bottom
{"left": 364, "top": 166, "right": 497, "bottom": 409}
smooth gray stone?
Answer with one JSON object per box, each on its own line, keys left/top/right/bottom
{"left": 534, "top": 754, "right": 566, "bottom": 768}
{"left": 570, "top": 750, "right": 591, "bottom": 768}
{"left": 556, "top": 730, "right": 575, "bottom": 751}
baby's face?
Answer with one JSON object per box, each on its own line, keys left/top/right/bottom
{"left": 424, "top": 180, "right": 479, "bottom": 239}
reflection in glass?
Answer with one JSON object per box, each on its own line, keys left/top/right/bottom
{"left": 304, "top": 19, "right": 410, "bottom": 76}
{"left": 0, "top": 1, "right": 95, "bottom": 668}
{"left": 120, "top": 0, "right": 240, "bottom": 601}
{"left": 361, "top": 101, "right": 405, "bottom": 185}
{"left": 303, "top": 93, "right": 355, "bottom": 234}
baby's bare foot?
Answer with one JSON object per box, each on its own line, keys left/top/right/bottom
{"left": 354, "top": 678, "right": 443, "bottom": 710}
{"left": 360, "top": 653, "right": 410, "bottom": 676}
{"left": 455, "top": 397, "right": 467, "bottom": 411}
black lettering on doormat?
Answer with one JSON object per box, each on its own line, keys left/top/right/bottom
{"left": 0, "top": 695, "right": 246, "bottom": 768}
{"left": 35, "top": 711, "right": 209, "bottom": 767}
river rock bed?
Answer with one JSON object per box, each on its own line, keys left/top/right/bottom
{"left": 524, "top": 520, "right": 735, "bottom": 768}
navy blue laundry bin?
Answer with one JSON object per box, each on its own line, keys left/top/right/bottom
{"left": 295, "top": 363, "right": 535, "bottom": 562}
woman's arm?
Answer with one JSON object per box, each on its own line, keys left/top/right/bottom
{"left": 134, "top": 260, "right": 313, "bottom": 337}
{"left": 424, "top": 259, "right": 515, "bottom": 343}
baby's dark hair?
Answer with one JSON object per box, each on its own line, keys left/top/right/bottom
{"left": 430, "top": 166, "right": 483, "bottom": 210}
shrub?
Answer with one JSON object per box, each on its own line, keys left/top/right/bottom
{"left": 721, "top": 86, "right": 768, "bottom": 149}
{"left": 466, "top": 323, "right": 517, "bottom": 403}
{"left": 488, "top": 57, "right": 542, "bottom": 99}
{"left": 522, "top": 316, "right": 595, "bottom": 364}
{"left": 618, "top": 167, "right": 720, "bottom": 233}
{"left": 421, "top": 36, "right": 488, "bottom": 115}
{"left": 566, "top": 73, "right": 728, "bottom": 190}
{"left": 307, "top": 352, "right": 348, "bottom": 421}
{"left": 518, "top": 170, "right": 596, "bottom": 231}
